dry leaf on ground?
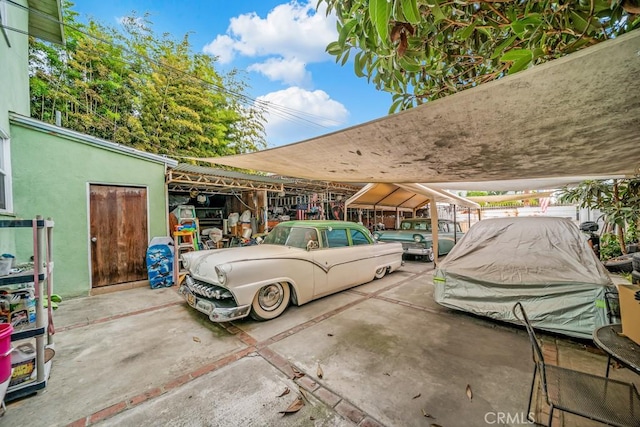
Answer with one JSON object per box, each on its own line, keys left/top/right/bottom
{"left": 317, "top": 363, "right": 324, "bottom": 379}
{"left": 279, "top": 396, "right": 305, "bottom": 415}
{"left": 278, "top": 387, "right": 290, "bottom": 397}
{"left": 290, "top": 364, "right": 305, "bottom": 379}
{"left": 192, "top": 336, "right": 201, "bottom": 343}
{"left": 466, "top": 384, "right": 473, "bottom": 400}
{"left": 412, "top": 393, "right": 421, "bottom": 399}
{"left": 421, "top": 409, "right": 434, "bottom": 418}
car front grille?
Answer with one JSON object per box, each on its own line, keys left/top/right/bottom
{"left": 186, "top": 276, "right": 234, "bottom": 301}
{"left": 402, "top": 242, "right": 427, "bottom": 250}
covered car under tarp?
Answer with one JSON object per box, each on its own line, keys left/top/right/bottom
{"left": 433, "top": 217, "right": 615, "bottom": 339}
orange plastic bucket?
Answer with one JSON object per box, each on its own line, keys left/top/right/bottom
{"left": 0, "top": 323, "right": 13, "bottom": 383}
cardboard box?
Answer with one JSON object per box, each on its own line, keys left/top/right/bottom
{"left": 10, "top": 341, "right": 36, "bottom": 387}
{"left": 618, "top": 284, "right": 640, "bottom": 345}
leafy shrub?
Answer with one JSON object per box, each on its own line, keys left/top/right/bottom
{"left": 600, "top": 233, "right": 622, "bottom": 260}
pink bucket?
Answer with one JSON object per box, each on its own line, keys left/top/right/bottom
{"left": 0, "top": 323, "right": 13, "bottom": 383}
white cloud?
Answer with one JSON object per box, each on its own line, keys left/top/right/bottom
{"left": 203, "top": 1, "right": 337, "bottom": 83}
{"left": 248, "top": 58, "right": 311, "bottom": 87}
{"left": 256, "top": 87, "right": 349, "bottom": 146}
{"left": 205, "top": 35, "right": 237, "bottom": 64}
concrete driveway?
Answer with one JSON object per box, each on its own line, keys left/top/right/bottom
{"left": 3, "top": 261, "right": 634, "bottom": 426}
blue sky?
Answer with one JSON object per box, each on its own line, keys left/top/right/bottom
{"left": 70, "top": 0, "right": 393, "bottom": 147}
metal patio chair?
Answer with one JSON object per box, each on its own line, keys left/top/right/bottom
{"left": 513, "top": 302, "right": 640, "bottom": 427}
{"left": 604, "top": 289, "right": 621, "bottom": 324}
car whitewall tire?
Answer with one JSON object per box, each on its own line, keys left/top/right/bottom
{"left": 250, "top": 282, "right": 291, "bottom": 321}
{"left": 375, "top": 267, "right": 387, "bottom": 279}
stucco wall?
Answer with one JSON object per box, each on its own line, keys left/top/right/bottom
{"left": 9, "top": 121, "right": 170, "bottom": 298}
{"left": 0, "top": 0, "right": 30, "bottom": 258}
{"left": 0, "top": 0, "right": 30, "bottom": 131}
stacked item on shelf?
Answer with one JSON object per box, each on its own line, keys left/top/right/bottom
{"left": 171, "top": 205, "right": 201, "bottom": 284}
{"left": 0, "top": 217, "right": 55, "bottom": 406}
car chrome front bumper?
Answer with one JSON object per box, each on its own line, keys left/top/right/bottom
{"left": 179, "top": 282, "right": 250, "bottom": 322}
{"left": 401, "top": 243, "right": 433, "bottom": 256}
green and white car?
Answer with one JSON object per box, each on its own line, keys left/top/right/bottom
{"left": 372, "top": 218, "right": 463, "bottom": 262}
{"left": 179, "top": 220, "right": 403, "bottom": 322}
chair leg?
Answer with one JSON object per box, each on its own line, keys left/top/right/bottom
{"left": 605, "top": 355, "right": 611, "bottom": 378}
{"left": 548, "top": 405, "right": 554, "bottom": 427}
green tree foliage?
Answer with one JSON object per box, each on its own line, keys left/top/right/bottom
{"left": 559, "top": 178, "right": 640, "bottom": 254}
{"left": 29, "top": 3, "right": 266, "bottom": 157}
{"left": 320, "top": 0, "right": 639, "bottom": 113}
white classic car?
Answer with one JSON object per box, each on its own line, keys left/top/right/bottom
{"left": 178, "top": 220, "right": 404, "bottom": 322}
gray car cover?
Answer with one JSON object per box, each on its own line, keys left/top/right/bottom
{"left": 433, "top": 217, "right": 614, "bottom": 339}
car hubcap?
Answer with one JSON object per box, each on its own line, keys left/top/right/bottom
{"left": 258, "top": 283, "right": 284, "bottom": 312}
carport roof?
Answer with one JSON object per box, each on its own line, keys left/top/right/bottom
{"left": 198, "top": 30, "right": 640, "bottom": 190}
{"left": 167, "top": 163, "right": 361, "bottom": 195}
{"left": 346, "top": 183, "right": 479, "bottom": 210}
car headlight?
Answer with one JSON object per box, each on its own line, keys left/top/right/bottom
{"left": 215, "top": 266, "right": 227, "bottom": 285}
{"left": 413, "top": 234, "right": 423, "bottom": 243}
{"left": 373, "top": 233, "right": 380, "bottom": 240}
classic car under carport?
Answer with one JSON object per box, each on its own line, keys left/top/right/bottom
{"left": 373, "top": 218, "right": 464, "bottom": 262}
{"left": 178, "top": 220, "right": 403, "bottom": 322}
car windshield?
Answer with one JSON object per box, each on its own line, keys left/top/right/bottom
{"left": 262, "top": 226, "right": 318, "bottom": 249}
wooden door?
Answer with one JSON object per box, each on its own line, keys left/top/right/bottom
{"left": 90, "top": 185, "right": 148, "bottom": 288}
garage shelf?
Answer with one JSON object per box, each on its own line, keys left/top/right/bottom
{"left": 0, "top": 217, "right": 55, "bottom": 403}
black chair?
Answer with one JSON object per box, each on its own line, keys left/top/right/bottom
{"left": 513, "top": 302, "right": 640, "bottom": 427}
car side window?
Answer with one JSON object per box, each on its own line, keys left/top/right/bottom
{"left": 286, "top": 227, "right": 311, "bottom": 249}
{"left": 325, "top": 228, "right": 349, "bottom": 248}
{"left": 271, "top": 227, "right": 289, "bottom": 245}
{"left": 401, "top": 222, "right": 411, "bottom": 230}
{"left": 350, "top": 229, "right": 370, "bottom": 246}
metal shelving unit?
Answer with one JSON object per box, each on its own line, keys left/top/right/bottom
{"left": 0, "top": 217, "right": 54, "bottom": 402}
{"left": 195, "top": 207, "right": 224, "bottom": 229}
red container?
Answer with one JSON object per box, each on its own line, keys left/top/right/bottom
{"left": 0, "top": 323, "right": 13, "bottom": 383}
